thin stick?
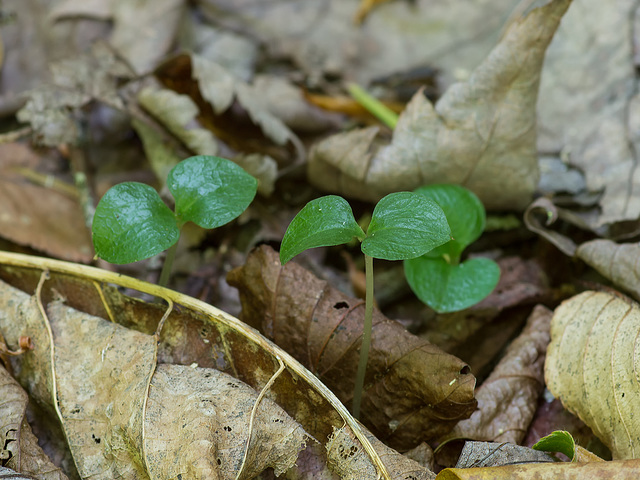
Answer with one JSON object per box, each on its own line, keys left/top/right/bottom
{"left": 352, "top": 254, "right": 374, "bottom": 419}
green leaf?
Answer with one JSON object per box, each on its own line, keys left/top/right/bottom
{"left": 532, "top": 430, "right": 576, "bottom": 461}
{"left": 362, "top": 191, "right": 451, "bottom": 261}
{"left": 92, "top": 182, "right": 180, "bottom": 264}
{"left": 414, "top": 184, "right": 485, "bottom": 262}
{"left": 404, "top": 256, "right": 500, "bottom": 313}
{"left": 280, "top": 196, "right": 365, "bottom": 264}
{"left": 168, "top": 155, "right": 257, "bottom": 229}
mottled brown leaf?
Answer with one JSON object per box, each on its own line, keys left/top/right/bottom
{"left": 440, "top": 305, "right": 552, "bottom": 445}
{"left": 307, "top": 0, "right": 572, "bottom": 211}
{"left": 545, "top": 291, "right": 640, "bottom": 459}
{"left": 226, "top": 245, "right": 477, "bottom": 450}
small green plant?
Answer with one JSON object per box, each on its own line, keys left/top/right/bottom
{"left": 280, "top": 192, "right": 451, "bottom": 418}
{"left": 404, "top": 184, "right": 500, "bottom": 313}
{"left": 92, "top": 155, "right": 258, "bottom": 286}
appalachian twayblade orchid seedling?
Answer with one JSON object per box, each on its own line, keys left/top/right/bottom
{"left": 92, "top": 155, "right": 258, "bottom": 286}
{"left": 280, "top": 192, "right": 451, "bottom": 419}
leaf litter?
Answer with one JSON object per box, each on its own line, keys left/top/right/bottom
{"left": 5, "top": 0, "right": 640, "bottom": 477}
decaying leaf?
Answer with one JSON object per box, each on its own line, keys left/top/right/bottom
{"left": 455, "top": 441, "right": 553, "bottom": 468}
{"left": 438, "top": 459, "right": 640, "bottom": 479}
{"left": 439, "top": 305, "right": 552, "bottom": 446}
{"left": 545, "top": 291, "right": 640, "bottom": 459}
{"left": 307, "top": 0, "right": 572, "bottom": 211}
{"left": 17, "top": 42, "right": 132, "bottom": 146}
{"left": 0, "top": 252, "right": 437, "bottom": 480}
{"left": 0, "top": 276, "right": 306, "bottom": 479}
{"left": 0, "top": 365, "right": 68, "bottom": 480}
{"left": 575, "top": 240, "right": 640, "bottom": 302}
{"left": 226, "top": 245, "right": 477, "bottom": 450}
{"left": 0, "top": 143, "right": 93, "bottom": 263}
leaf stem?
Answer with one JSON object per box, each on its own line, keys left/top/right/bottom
{"left": 352, "top": 253, "right": 374, "bottom": 419}
{"left": 158, "top": 236, "right": 179, "bottom": 287}
{"left": 347, "top": 83, "right": 399, "bottom": 129}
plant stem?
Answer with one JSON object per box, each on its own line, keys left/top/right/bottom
{"left": 352, "top": 253, "right": 374, "bottom": 419}
{"left": 347, "top": 83, "right": 399, "bottom": 129}
{"left": 158, "top": 237, "right": 179, "bottom": 288}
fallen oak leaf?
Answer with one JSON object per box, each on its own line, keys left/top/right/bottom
{"left": 308, "top": 0, "right": 572, "bottom": 211}
{"left": 226, "top": 245, "right": 477, "bottom": 450}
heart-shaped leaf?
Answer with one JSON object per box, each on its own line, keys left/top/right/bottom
{"left": 280, "top": 195, "right": 365, "bottom": 264}
{"left": 92, "top": 182, "right": 180, "bottom": 264}
{"left": 414, "top": 184, "right": 485, "bottom": 262}
{"left": 362, "top": 192, "right": 451, "bottom": 261}
{"left": 404, "top": 256, "right": 500, "bottom": 313}
{"left": 168, "top": 155, "right": 257, "bottom": 229}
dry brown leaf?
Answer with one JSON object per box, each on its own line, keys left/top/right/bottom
{"left": 0, "top": 252, "right": 434, "bottom": 480}
{"left": 455, "top": 441, "right": 553, "bottom": 468}
{"left": 0, "top": 143, "right": 93, "bottom": 263}
{"left": 0, "top": 365, "right": 68, "bottom": 480}
{"left": 0, "top": 277, "right": 307, "bottom": 479}
{"left": 437, "top": 459, "right": 640, "bottom": 479}
{"left": 226, "top": 245, "right": 477, "bottom": 450}
{"left": 439, "top": 305, "right": 552, "bottom": 446}
{"left": 307, "top": 0, "right": 572, "bottom": 211}
{"left": 545, "top": 291, "right": 640, "bottom": 459}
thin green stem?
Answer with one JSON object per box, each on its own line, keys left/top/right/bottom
{"left": 352, "top": 253, "right": 375, "bottom": 419}
{"left": 158, "top": 236, "right": 180, "bottom": 288}
{"left": 347, "top": 83, "right": 399, "bottom": 129}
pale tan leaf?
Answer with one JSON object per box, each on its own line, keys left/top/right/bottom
{"left": 308, "top": 0, "right": 572, "bottom": 211}
{"left": 144, "top": 364, "right": 307, "bottom": 479}
{"left": 441, "top": 305, "right": 552, "bottom": 445}
{"left": 575, "top": 239, "right": 640, "bottom": 302}
{"left": 455, "top": 441, "right": 553, "bottom": 468}
{"left": 545, "top": 291, "right": 640, "bottom": 459}
{"left": 232, "top": 153, "right": 278, "bottom": 197}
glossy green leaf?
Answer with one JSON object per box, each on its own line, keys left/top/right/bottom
{"left": 414, "top": 184, "right": 485, "bottom": 262}
{"left": 532, "top": 430, "right": 576, "bottom": 461}
{"left": 404, "top": 256, "right": 500, "bottom": 313}
{"left": 168, "top": 155, "right": 257, "bottom": 229}
{"left": 280, "top": 196, "right": 365, "bottom": 264}
{"left": 361, "top": 191, "right": 451, "bottom": 261}
{"left": 92, "top": 182, "right": 179, "bottom": 264}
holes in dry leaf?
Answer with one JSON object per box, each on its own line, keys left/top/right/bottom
{"left": 338, "top": 444, "right": 358, "bottom": 459}
{"left": 333, "top": 301, "right": 349, "bottom": 309}
{"left": 217, "top": 458, "right": 222, "bottom": 466}
{"left": 223, "top": 426, "right": 232, "bottom": 432}
{"left": 272, "top": 418, "right": 284, "bottom": 424}
{"left": 92, "top": 434, "right": 101, "bottom": 444}
{"left": 227, "top": 381, "right": 239, "bottom": 388}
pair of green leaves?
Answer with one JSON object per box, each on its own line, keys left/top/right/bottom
{"left": 281, "top": 184, "right": 499, "bottom": 314}
{"left": 403, "top": 184, "right": 500, "bottom": 312}
{"left": 92, "top": 155, "right": 258, "bottom": 264}
{"left": 280, "top": 192, "right": 452, "bottom": 265}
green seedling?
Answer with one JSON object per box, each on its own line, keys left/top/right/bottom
{"left": 280, "top": 192, "right": 451, "bottom": 418}
{"left": 404, "top": 184, "right": 500, "bottom": 313}
{"left": 92, "top": 155, "right": 257, "bottom": 286}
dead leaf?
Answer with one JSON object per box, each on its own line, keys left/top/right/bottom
{"left": 575, "top": 240, "right": 640, "bottom": 302}
{"left": 0, "top": 364, "right": 68, "bottom": 479}
{"left": 0, "top": 252, "right": 436, "bottom": 480}
{"left": 455, "top": 441, "right": 553, "bottom": 468}
{"left": 307, "top": 0, "right": 572, "bottom": 211}
{"left": 226, "top": 245, "right": 477, "bottom": 450}
{"left": 0, "top": 143, "right": 93, "bottom": 263}
{"left": 439, "top": 305, "right": 552, "bottom": 446}
{"left": 545, "top": 291, "right": 640, "bottom": 459}
{"left": 51, "top": 0, "right": 185, "bottom": 74}
{"left": 17, "top": 42, "right": 132, "bottom": 146}
{"left": 437, "top": 459, "right": 640, "bottom": 479}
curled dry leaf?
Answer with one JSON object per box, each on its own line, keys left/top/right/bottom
{"left": 439, "top": 305, "right": 552, "bottom": 446}
{"left": 308, "top": 0, "right": 572, "bottom": 211}
{"left": 0, "top": 252, "right": 432, "bottom": 480}
{"left": 545, "top": 291, "right": 640, "bottom": 459}
{"left": 226, "top": 245, "right": 477, "bottom": 450}
{"left": 0, "top": 364, "right": 68, "bottom": 479}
